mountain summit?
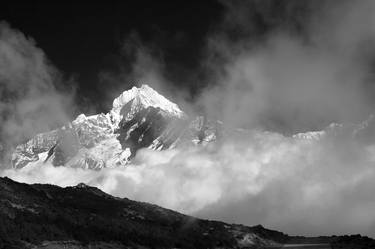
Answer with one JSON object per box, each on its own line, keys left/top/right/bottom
{"left": 110, "top": 84, "right": 185, "bottom": 125}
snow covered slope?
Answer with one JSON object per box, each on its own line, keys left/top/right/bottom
{"left": 110, "top": 84, "right": 185, "bottom": 125}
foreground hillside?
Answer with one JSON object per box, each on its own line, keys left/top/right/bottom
{"left": 0, "top": 177, "right": 374, "bottom": 249}
{"left": 0, "top": 177, "right": 287, "bottom": 249}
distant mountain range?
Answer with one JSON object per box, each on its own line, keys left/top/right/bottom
{"left": 1, "top": 176, "right": 374, "bottom": 249}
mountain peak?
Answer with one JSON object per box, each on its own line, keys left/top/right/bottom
{"left": 110, "top": 84, "right": 185, "bottom": 124}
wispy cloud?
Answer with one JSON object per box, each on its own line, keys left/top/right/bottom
{"left": 0, "top": 22, "right": 75, "bottom": 165}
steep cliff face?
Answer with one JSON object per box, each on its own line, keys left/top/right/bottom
{"left": 11, "top": 85, "right": 219, "bottom": 170}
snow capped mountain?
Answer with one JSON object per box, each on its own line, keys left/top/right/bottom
{"left": 11, "top": 84, "right": 213, "bottom": 170}
{"left": 292, "top": 130, "right": 326, "bottom": 140}
{"left": 14, "top": 83, "right": 371, "bottom": 170}
{"left": 291, "top": 119, "right": 375, "bottom": 144}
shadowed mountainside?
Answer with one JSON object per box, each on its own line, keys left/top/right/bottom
{"left": 0, "top": 177, "right": 374, "bottom": 249}
{"left": 0, "top": 177, "right": 287, "bottom": 249}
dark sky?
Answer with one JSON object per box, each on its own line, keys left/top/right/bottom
{"left": 0, "top": 1, "right": 318, "bottom": 115}
{"left": 0, "top": 1, "right": 225, "bottom": 112}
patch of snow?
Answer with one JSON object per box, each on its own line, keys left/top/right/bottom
{"left": 7, "top": 201, "right": 38, "bottom": 214}
{"left": 293, "top": 130, "right": 326, "bottom": 140}
{"left": 125, "top": 123, "right": 138, "bottom": 140}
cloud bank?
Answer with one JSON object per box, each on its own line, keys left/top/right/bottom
{"left": 200, "top": 0, "right": 375, "bottom": 133}
{"left": 3, "top": 123, "right": 375, "bottom": 237}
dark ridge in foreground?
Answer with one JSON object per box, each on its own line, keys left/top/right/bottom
{"left": 0, "top": 177, "right": 373, "bottom": 249}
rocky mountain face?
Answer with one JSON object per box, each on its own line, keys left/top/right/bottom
{"left": 0, "top": 176, "right": 288, "bottom": 249}
{"left": 11, "top": 85, "right": 218, "bottom": 170}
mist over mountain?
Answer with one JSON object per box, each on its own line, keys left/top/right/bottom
{"left": 1, "top": 0, "right": 375, "bottom": 244}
